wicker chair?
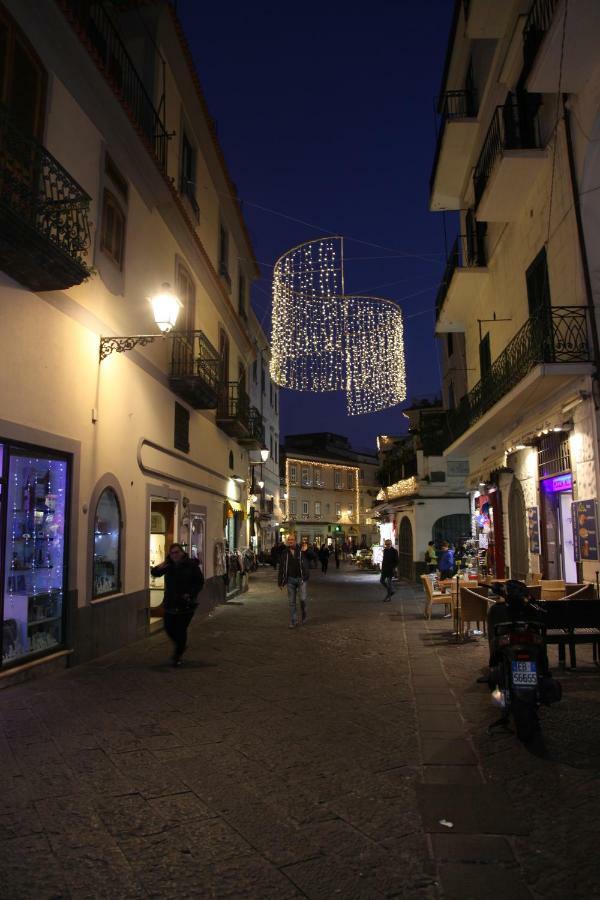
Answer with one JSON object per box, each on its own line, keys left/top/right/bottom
{"left": 459, "top": 585, "right": 489, "bottom": 636}
{"left": 420, "top": 574, "right": 452, "bottom": 620}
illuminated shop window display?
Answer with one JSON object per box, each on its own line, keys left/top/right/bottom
{"left": 93, "top": 488, "right": 121, "bottom": 597}
{"left": 2, "top": 447, "right": 69, "bottom": 666}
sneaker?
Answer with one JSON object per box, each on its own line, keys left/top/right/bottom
{"left": 289, "top": 622, "right": 297, "bottom": 629}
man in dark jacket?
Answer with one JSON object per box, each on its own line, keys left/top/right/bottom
{"left": 151, "top": 542, "right": 204, "bottom": 665}
{"left": 380, "top": 539, "right": 399, "bottom": 601}
{"left": 319, "top": 543, "right": 330, "bottom": 574}
{"left": 278, "top": 535, "right": 313, "bottom": 627}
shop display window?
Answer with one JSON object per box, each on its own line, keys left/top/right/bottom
{"left": 93, "top": 488, "right": 121, "bottom": 598}
{"left": 2, "top": 449, "right": 68, "bottom": 665}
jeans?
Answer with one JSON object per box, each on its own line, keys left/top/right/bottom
{"left": 321, "top": 559, "right": 329, "bottom": 573}
{"left": 287, "top": 576, "right": 307, "bottom": 625}
{"left": 164, "top": 611, "right": 195, "bottom": 659}
{"left": 380, "top": 573, "right": 394, "bottom": 596}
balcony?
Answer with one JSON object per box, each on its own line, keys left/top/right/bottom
{"left": 216, "top": 382, "right": 265, "bottom": 448}
{"left": 59, "top": 0, "right": 169, "bottom": 170}
{"left": 169, "top": 331, "right": 221, "bottom": 409}
{"left": 430, "top": 90, "right": 479, "bottom": 211}
{"left": 435, "top": 220, "right": 488, "bottom": 334}
{"left": 474, "top": 98, "right": 547, "bottom": 223}
{"left": 446, "top": 306, "right": 592, "bottom": 452}
{"left": 463, "top": 0, "right": 514, "bottom": 38}
{"left": 0, "top": 107, "right": 90, "bottom": 291}
{"left": 238, "top": 406, "right": 266, "bottom": 450}
{"left": 525, "top": 0, "right": 600, "bottom": 93}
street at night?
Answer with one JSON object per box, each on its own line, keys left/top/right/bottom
{"left": 1, "top": 566, "right": 599, "bottom": 899}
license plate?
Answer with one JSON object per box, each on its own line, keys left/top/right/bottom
{"left": 511, "top": 660, "right": 537, "bottom": 686}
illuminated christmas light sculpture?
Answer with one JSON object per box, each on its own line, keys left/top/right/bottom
{"left": 271, "top": 236, "right": 406, "bottom": 415}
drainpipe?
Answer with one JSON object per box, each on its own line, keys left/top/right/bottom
{"left": 563, "top": 96, "right": 600, "bottom": 388}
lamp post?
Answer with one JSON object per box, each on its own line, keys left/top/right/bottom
{"left": 99, "top": 283, "right": 183, "bottom": 361}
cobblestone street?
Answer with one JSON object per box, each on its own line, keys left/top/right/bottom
{"left": 1, "top": 566, "right": 600, "bottom": 899}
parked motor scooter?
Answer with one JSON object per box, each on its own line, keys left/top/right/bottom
{"left": 485, "top": 580, "right": 561, "bottom": 743}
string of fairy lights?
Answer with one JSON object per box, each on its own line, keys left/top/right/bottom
{"left": 270, "top": 236, "right": 406, "bottom": 415}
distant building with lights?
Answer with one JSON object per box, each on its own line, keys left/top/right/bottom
{"left": 0, "top": 0, "right": 279, "bottom": 683}
{"left": 372, "top": 399, "right": 469, "bottom": 581}
{"left": 281, "top": 434, "right": 379, "bottom": 549}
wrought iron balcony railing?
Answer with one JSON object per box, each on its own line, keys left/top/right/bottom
{"left": 58, "top": 0, "right": 169, "bottom": 171}
{"left": 447, "top": 306, "right": 590, "bottom": 442}
{"left": 243, "top": 406, "right": 265, "bottom": 448}
{"left": 435, "top": 221, "right": 487, "bottom": 319}
{"left": 169, "top": 330, "right": 221, "bottom": 409}
{"left": 216, "top": 380, "right": 254, "bottom": 441}
{"left": 0, "top": 106, "right": 91, "bottom": 291}
{"left": 523, "top": 0, "right": 559, "bottom": 72}
{"left": 430, "top": 88, "right": 478, "bottom": 195}
{"left": 474, "top": 96, "right": 543, "bottom": 209}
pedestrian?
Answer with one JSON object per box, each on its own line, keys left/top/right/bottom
{"left": 380, "top": 538, "right": 399, "bottom": 601}
{"left": 310, "top": 543, "right": 319, "bottom": 569}
{"left": 334, "top": 543, "right": 341, "bottom": 569}
{"left": 438, "top": 541, "right": 455, "bottom": 580}
{"left": 424, "top": 540, "right": 438, "bottom": 573}
{"left": 278, "top": 534, "right": 312, "bottom": 627}
{"left": 151, "top": 542, "right": 204, "bottom": 666}
{"left": 270, "top": 544, "right": 278, "bottom": 568}
{"left": 319, "top": 542, "right": 330, "bottom": 574}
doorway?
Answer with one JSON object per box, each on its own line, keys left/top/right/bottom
{"left": 540, "top": 475, "right": 576, "bottom": 581}
{"left": 508, "top": 478, "right": 529, "bottom": 581}
{"left": 397, "top": 516, "right": 413, "bottom": 580}
{"left": 189, "top": 514, "right": 205, "bottom": 569}
{"left": 149, "top": 499, "right": 177, "bottom": 620}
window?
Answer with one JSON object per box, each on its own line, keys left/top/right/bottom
{"left": 325, "top": 503, "right": 330, "bottom": 514}
{"left": 238, "top": 271, "right": 247, "bottom": 319}
{"left": 270, "top": 434, "right": 274, "bottom": 459}
{"left": 228, "top": 450, "right": 234, "bottom": 470}
{"left": 447, "top": 332, "right": 454, "bottom": 357}
{"left": 290, "top": 499, "right": 297, "bottom": 515}
{"left": 335, "top": 503, "right": 341, "bottom": 518}
{"left": 479, "top": 333, "right": 491, "bottom": 381}
{"left": 105, "top": 154, "right": 128, "bottom": 201}
{"left": 301, "top": 466, "right": 310, "bottom": 486}
{"left": 315, "top": 501, "right": 321, "bottom": 516}
{"left": 302, "top": 501, "right": 309, "bottom": 516}
{"left": 101, "top": 189, "right": 125, "bottom": 268}
{"left": 270, "top": 382, "right": 273, "bottom": 406}
{"left": 334, "top": 470, "right": 342, "bottom": 489}
{"left": 290, "top": 465, "right": 297, "bottom": 484}
{"left": 348, "top": 503, "right": 353, "bottom": 519}
{"left": 252, "top": 359, "right": 257, "bottom": 382}
{"left": 275, "top": 441, "right": 278, "bottom": 464}
{"left": 261, "top": 361, "right": 266, "bottom": 395}
{"left": 219, "top": 328, "right": 230, "bottom": 382}
{"left": 0, "top": 6, "right": 47, "bottom": 140}
{"left": 174, "top": 402, "right": 190, "bottom": 453}
{"left": 526, "top": 247, "right": 551, "bottom": 321}
{"left": 346, "top": 471, "right": 353, "bottom": 489}
{"left": 219, "top": 224, "right": 230, "bottom": 285}
{"left": 180, "top": 130, "right": 198, "bottom": 221}
{"left": 176, "top": 262, "right": 196, "bottom": 333}
{"left": 93, "top": 488, "right": 121, "bottom": 598}
{"left": 314, "top": 466, "right": 321, "bottom": 486}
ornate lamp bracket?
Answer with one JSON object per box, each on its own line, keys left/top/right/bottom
{"left": 99, "top": 334, "right": 161, "bottom": 363}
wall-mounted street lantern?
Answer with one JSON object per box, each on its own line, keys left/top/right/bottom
{"left": 99, "top": 283, "right": 183, "bottom": 362}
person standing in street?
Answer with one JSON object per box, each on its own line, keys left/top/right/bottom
{"left": 438, "top": 541, "right": 455, "bottom": 580}
{"left": 319, "top": 542, "right": 330, "bottom": 574}
{"left": 278, "top": 535, "right": 313, "bottom": 627}
{"left": 425, "top": 540, "right": 438, "bottom": 573}
{"left": 380, "top": 538, "right": 399, "bottom": 601}
{"left": 151, "top": 543, "right": 204, "bottom": 666}
{"left": 334, "top": 543, "right": 341, "bottom": 569}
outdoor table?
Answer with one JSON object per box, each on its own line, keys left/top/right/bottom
{"left": 437, "top": 577, "right": 463, "bottom": 636}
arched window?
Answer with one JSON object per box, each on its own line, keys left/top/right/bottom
{"left": 101, "top": 189, "right": 126, "bottom": 269}
{"left": 432, "top": 514, "right": 471, "bottom": 549}
{"left": 228, "top": 450, "right": 234, "bottom": 470}
{"left": 93, "top": 488, "right": 122, "bottom": 598}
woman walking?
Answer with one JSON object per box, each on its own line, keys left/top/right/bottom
{"left": 151, "top": 542, "right": 204, "bottom": 666}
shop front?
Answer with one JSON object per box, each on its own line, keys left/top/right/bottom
{"left": 1, "top": 442, "right": 70, "bottom": 670}
{"left": 540, "top": 472, "right": 577, "bottom": 582}
{"left": 473, "top": 487, "right": 505, "bottom": 579}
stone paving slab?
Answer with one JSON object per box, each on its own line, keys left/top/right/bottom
{"left": 1, "top": 568, "right": 599, "bottom": 898}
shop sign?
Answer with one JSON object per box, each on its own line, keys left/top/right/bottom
{"left": 526, "top": 507, "right": 540, "bottom": 554}
{"left": 541, "top": 473, "right": 573, "bottom": 493}
{"left": 572, "top": 499, "right": 599, "bottom": 561}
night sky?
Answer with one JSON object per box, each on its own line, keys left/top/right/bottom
{"left": 178, "top": 0, "right": 455, "bottom": 451}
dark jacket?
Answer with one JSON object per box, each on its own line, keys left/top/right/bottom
{"left": 278, "top": 546, "right": 312, "bottom": 586}
{"left": 381, "top": 546, "right": 399, "bottom": 576}
{"left": 318, "top": 545, "right": 330, "bottom": 562}
{"left": 150, "top": 557, "right": 204, "bottom": 612}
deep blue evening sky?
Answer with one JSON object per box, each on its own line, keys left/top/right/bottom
{"left": 178, "top": 0, "right": 455, "bottom": 451}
